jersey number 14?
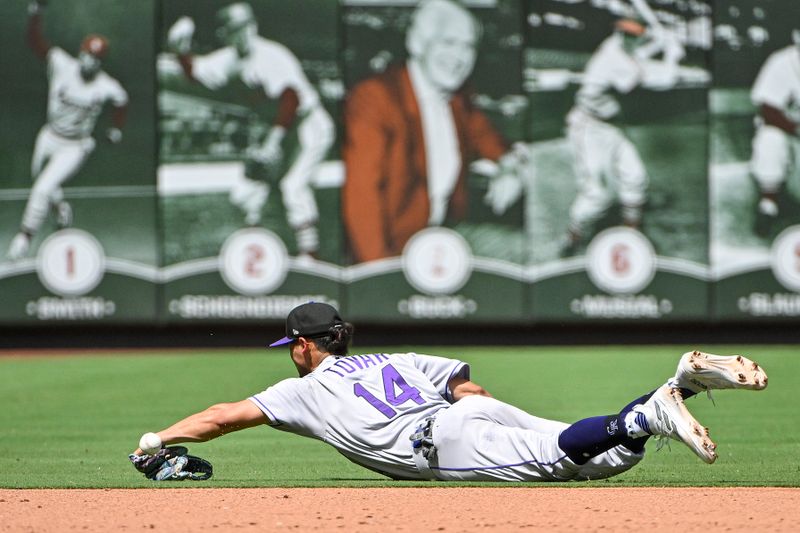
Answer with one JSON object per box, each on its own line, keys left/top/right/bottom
{"left": 353, "top": 364, "right": 425, "bottom": 419}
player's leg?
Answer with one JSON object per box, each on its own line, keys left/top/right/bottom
{"left": 560, "top": 115, "right": 614, "bottom": 255}
{"left": 279, "top": 107, "right": 334, "bottom": 259}
{"left": 558, "top": 350, "right": 769, "bottom": 468}
{"left": 612, "top": 135, "right": 648, "bottom": 228}
{"left": 750, "top": 125, "right": 789, "bottom": 236}
{"left": 429, "top": 395, "right": 575, "bottom": 481}
{"left": 10, "top": 142, "right": 89, "bottom": 256}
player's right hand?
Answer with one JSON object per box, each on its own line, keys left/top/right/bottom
{"left": 28, "top": 0, "right": 46, "bottom": 16}
{"left": 105, "top": 127, "right": 123, "bottom": 144}
{"left": 168, "top": 16, "right": 195, "bottom": 54}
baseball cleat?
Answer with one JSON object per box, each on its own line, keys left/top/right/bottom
{"left": 54, "top": 200, "right": 73, "bottom": 228}
{"left": 633, "top": 384, "right": 717, "bottom": 464}
{"left": 673, "top": 350, "right": 768, "bottom": 395}
{"left": 6, "top": 232, "right": 31, "bottom": 261}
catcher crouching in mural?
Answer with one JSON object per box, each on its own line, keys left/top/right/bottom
{"left": 7, "top": 0, "right": 128, "bottom": 261}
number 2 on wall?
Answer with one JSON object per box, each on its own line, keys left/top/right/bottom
{"left": 353, "top": 364, "right": 425, "bottom": 419}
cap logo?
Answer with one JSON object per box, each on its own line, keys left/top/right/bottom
{"left": 292, "top": 328, "right": 300, "bottom": 335}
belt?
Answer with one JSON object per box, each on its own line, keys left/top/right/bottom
{"left": 410, "top": 416, "right": 437, "bottom": 480}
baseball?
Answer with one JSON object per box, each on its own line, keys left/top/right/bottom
{"left": 138, "top": 432, "right": 162, "bottom": 455}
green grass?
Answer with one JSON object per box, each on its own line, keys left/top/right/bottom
{"left": 1, "top": 346, "right": 797, "bottom": 488}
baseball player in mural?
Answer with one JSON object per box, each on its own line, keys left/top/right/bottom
{"left": 557, "top": 17, "right": 685, "bottom": 257}
{"left": 166, "top": 2, "right": 334, "bottom": 259}
{"left": 343, "top": 0, "right": 525, "bottom": 263}
{"left": 6, "top": 0, "right": 128, "bottom": 261}
{"left": 750, "top": 29, "right": 800, "bottom": 237}
{"left": 130, "top": 302, "right": 768, "bottom": 482}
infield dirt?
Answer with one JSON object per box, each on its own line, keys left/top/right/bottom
{"left": 1, "top": 487, "right": 798, "bottom": 532}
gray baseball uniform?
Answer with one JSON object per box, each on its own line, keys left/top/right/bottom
{"left": 249, "top": 352, "right": 642, "bottom": 481}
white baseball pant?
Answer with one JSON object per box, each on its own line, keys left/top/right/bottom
{"left": 750, "top": 124, "right": 800, "bottom": 194}
{"left": 21, "top": 126, "right": 95, "bottom": 233}
{"left": 427, "top": 395, "right": 643, "bottom": 482}
{"left": 566, "top": 108, "right": 648, "bottom": 233}
{"left": 279, "top": 105, "right": 335, "bottom": 230}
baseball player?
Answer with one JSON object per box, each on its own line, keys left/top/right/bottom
{"left": 130, "top": 302, "right": 768, "bottom": 482}
{"left": 167, "top": 2, "right": 334, "bottom": 259}
{"left": 749, "top": 29, "right": 800, "bottom": 237}
{"left": 557, "top": 18, "right": 684, "bottom": 257}
{"left": 6, "top": 0, "right": 128, "bottom": 261}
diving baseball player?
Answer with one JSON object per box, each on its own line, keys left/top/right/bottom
{"left": 6, "top": 0, "right": 128, "bottom": 261}
{"left": 167, "top": 2, "right": 334, "bottom": 259}
{"left": 130, "top": 302, "right": 768, "bottom": 482}
{"left": 750, "top": 29, "right": 800, "bottom": 237}
{"left": 558, "top": 18, "right": 684, "bottom": 257}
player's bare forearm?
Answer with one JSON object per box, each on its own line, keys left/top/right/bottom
{"left": 177, "top": 54, "right": 196, "bottom": 81}
{"left": 27, "top": 7, "right": 50, "bottom": 60}
{"left": 761, "top": 104, "right": 798, "bottom": 136}
{"left": 449, "top": 378, "right": 492, "bottom": 401}
{"left": 134, "top": 400, "right": 267, "bottom": 453}
{"left": 111, "top": 104, "right": 128, "bottom": 129}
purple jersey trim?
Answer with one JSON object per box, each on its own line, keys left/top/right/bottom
{"left": 248, "top": 396, "right": 282, "bottom": 426}
{"left": 430, "top": 453, "right": 570, "bottom": 473}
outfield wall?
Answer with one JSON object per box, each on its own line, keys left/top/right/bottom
{"left": 1, "top": 0, "right": 799, "bottom": 329}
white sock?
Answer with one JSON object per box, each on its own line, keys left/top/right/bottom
{"left": 624, "top": 410, "right": 651, "bottom": 438}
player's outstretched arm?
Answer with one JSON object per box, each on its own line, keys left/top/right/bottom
{"left": 27, "top": 0, "right": 51, "bottom": 60}
{"left": 448, "top": 377, "right": 492, "bottom": 402}
{"left": 133, "top": 399, "right": 268, "bottom": 454}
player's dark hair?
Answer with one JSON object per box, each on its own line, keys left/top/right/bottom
{"left": 311, "top": 322, "right": 354, "bottom": 356}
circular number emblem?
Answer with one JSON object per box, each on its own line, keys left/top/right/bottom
{"left": 770, "top": 225, "right": 800, "bottom": 292}
{"left": 219, "top": 228, "right": 288, "bottom": 295}
{"left": 36, "top": 229, "right": 105, "bottom": 296}
{"left": 402, "top": 228, "right": 473, "bottom": 295}
{"left": 585, "top": 227, "right": 656, "bottom": 295}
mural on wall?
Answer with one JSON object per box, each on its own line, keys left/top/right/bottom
{"left": 524, "top": 0, "right": 712, "bottom": 321}
{"left": 342, "top": 0, "right": 528, "bottom": 322}
{"left": 0, "top": 0, "right": 158, "bottom": 323}
{"left": 157, "top": 0, "right": 343, "bottom": 321}
{"left": 1, "top": 0, "right": 797, "bottom": 327}
{"left": 710, "top": 0, "right": 800, "bottom": 319}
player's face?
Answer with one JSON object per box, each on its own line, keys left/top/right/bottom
{"left": 219, "top": 23, "right": 257, "bottom": 57}
{"left": 621, "top": 33, "right": 646, "bottom": 55}
{"left": 418, "top": 12, "right": 477, "bottom": 93}
{"left": 78, "top": 51, "right": 101, "bottom": 79}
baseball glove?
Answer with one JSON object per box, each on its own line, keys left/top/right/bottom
{"left": 129, "top": 446, "right": 213, "bottom": 481}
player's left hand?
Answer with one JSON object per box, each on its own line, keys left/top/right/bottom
{"left": 484, "top": 173, "right": 523, "bottom": 215}
{"left": 129, "top": 446, "right": 213, "bottom": 481}
{"left": 248, "top": 126, "right": 285, "bottom": 166}
{"left": 105, "top": 127, "right": 123, "bottom": 144}
{"left": 483, "top": 143, "right": 529, "bottom": 215}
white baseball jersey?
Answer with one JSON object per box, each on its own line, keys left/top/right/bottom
{"left": 751, "top": 45, "right": 800, "bottom": 123}
{"left": 249, "top": 352, "right": 467, "bottom": 480}
{"left": 45, "top": 47, "right": 128, "bottom": 139}
{"left": 574, "top": 34, "right": 641, "bottom": 120}
{"left": 192, "top": 36, "right": 321, "bottom": 112}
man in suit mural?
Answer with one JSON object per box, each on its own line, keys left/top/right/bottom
{"left": 342, "top": 0, "right": 525, "bottom": 264}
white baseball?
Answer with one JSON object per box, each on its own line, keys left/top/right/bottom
{"left": 139, "top": 432, "right": 162, "bottom": 455}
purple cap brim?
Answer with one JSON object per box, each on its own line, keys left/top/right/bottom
{"left": 269, "top": 336, "right": 294, "bottom": 347}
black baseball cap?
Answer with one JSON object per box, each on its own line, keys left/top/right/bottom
{"left": 269, "top": 302, "right": 344, "bottom": 347}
